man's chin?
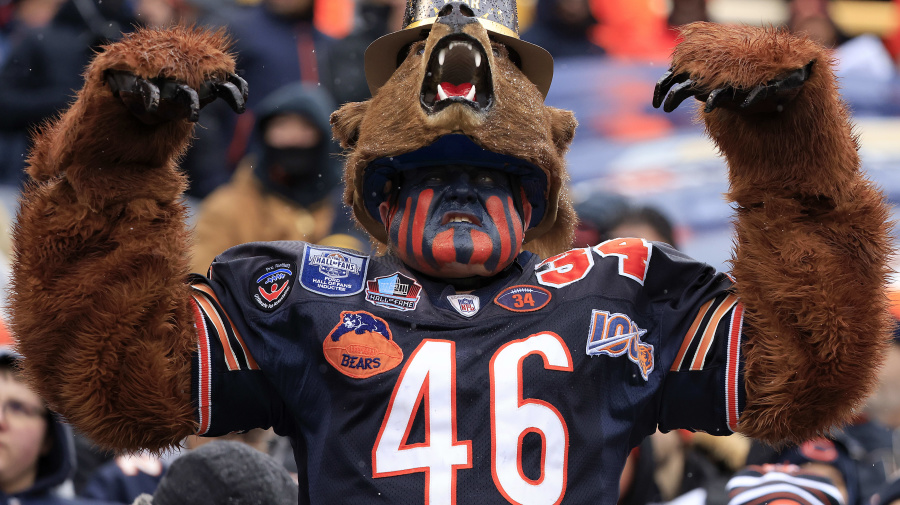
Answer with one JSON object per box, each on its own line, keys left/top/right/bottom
{"left": 418, "top": 260, "right": 515, "bottom": 280}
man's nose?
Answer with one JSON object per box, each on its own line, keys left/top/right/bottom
{"left": 448, "top": 173, "right": 476, "bottom": 202}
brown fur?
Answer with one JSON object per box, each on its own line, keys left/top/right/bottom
{"left": 8, "top": 19, "right": 891, "bottom": 456}
{"left": 331, "top": 21, "right": 578, "bottom": 259}
{"left": 10, "top": 26, "right": 236, "bottom": 452}
{"left": 672, "top": 23, "right": 893, "bottom": 444}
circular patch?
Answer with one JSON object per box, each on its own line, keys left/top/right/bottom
{"left": 251, "top": 262, "right": 297, "bottom": 311}
{"left": 494, "top": 285, "right": 551, "bottom": 313}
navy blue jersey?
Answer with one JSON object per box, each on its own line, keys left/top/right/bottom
{"left": 188, "top": 238, "right": 745, "bottom": 505}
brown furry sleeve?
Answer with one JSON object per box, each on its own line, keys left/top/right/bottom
{"left": 671, "top": 23, "right": 893, "bottom": 444}
{"left": 9, "top": 26, "right": 237, "bottom": 452}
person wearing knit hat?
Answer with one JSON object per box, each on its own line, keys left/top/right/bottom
{"left": 130, "top": 441, "right": 297, "bottom": 505}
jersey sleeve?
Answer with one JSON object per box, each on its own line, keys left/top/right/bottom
{"left": 643, "top": 242, "right": 746, "bottom": 435}
{"left": 188, "top": 273, "right": 289, "bottom": 437}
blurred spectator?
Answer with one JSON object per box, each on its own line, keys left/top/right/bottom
{"left": 608, "top": 205, "right": 677, "bottom": 248}
{"left": 322, "top": 0, "right": 406, "bottom": 106}
{"left": 0, "top": 0, "right": 135, "bottom": 186}
{"left": 588, "top": 0, "right": 709, "bottom": 61}
{"left": 130, "top": 0, "right": 231, "bottom": 200}
{"left": 191, "top": 82, "right": 365, "bottom": 273}
{"left": 212, "top": 0, "right": 337, "bottom": 167}
{"left": 80, "top": 453, "right": 165, "bottom": 504}
{"left": 572, "top": 191, "right": 629, "bottom": 247}
{"left": 0, "top": 0, "right": 65, "bottom": 65}
{"left": 0, "top": 348, "right": 116, "bottom": 504}
{"left": 79, "top": 429, "right": 280, "bottom": 503}
{"left": 574, "top": 193, "right": 678, "bottom": 249}
{"left": 668, "top": 0, "right": 708, "bottom": 29}
{"left": 873, "top": 474, "right": 900, "bottom": 505}
{"left": 786, "top": 0, "right": 850, "bottom": 49}
{"left": 129, "top": 441, "right": 297, "bottom": 505}
{"left": 618, "top": 431, "right": 734, "bottom": 505}
{"left": 747, "top": 438, "right": 860, "bottom": 505}
{"left": 521, "top": 0, "right": 605, "bottom": 59}
{"left": 726, "top": 464, "right": 845, "bottom": 505}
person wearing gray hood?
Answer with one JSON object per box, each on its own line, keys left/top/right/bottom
{"left": 190, "top": 82, "right": 366, "bottom": 273}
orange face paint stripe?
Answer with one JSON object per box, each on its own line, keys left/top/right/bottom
{"left": 191, "top": 283, "right": 259, "bottom": 370}
{"left": 469, "top": 229, "right": 493, "bottom": 265}
{"left": 433, "top": 228, "right": 456, "bottom": 264}
{"left": 411, "top": 189, "right": 433, "bottom": 260}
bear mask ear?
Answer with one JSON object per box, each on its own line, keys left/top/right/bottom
{"left": 331, "top": 101, "right": 370, "bottom": 150}
{"left": 548, "top": 107, "right": 578, "bottom": 156}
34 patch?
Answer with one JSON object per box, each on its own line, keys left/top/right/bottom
{"left": 586, "top": 310, "right": 654, "bottom": 381}
{"left": 251, "top": 262, "right": 297, "bottom": 311}
{"left": 300, "top": 246, "right": 369, "bottom": 297}
{"left": 447, "top": 294, "right": 480, "bottom": 317}
{"left": 494, "top": 285, "right": 551, "bottom": 312}
{"left": 365, "top": 272, "right": 422, "bottom": 311}
{"left": 323, "top": 311, "right": 403, "bottom": 379}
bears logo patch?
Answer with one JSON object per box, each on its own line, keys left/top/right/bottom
{"left": 300, "top": 246, "right": 368, "bottom": 297}
{"left": 586, "top": 310, "right": 654, "bottom": 381}
{"left": 323, "top": 311, "right": 403, "bottom": 379}
{"left": 365, "top": 272, "right": 422, "bottom": 311}
{"left": 251, "top": 262, "right": 297, "bottom": 311}
{"left": 494, "top": 285, "right": 551, "bottom": 312}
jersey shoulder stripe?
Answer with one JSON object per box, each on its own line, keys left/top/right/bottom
{"left": 189, "top": 279, "right": 259, "bottom": 371}
{"left": 670, "top": 292, "right": 739, "bottom": 372}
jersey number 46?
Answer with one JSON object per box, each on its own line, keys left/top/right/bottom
{"left": 373, "top": 334, "right": 573, "bottom": 505}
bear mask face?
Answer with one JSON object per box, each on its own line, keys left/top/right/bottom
{"left": 332, "top": 15, "right": 579, "bottom": 260}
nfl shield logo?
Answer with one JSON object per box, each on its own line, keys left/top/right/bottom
{"left": 448, "top": 295, "right": 480, "bottom": 318}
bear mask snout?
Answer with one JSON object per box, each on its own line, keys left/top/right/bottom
{"left": 420, "top": 34, "right": 493, "bottom": 114}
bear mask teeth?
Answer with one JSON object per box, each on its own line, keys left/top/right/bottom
{"left": 421, "top": 36, "right": 493, "bottom": 113}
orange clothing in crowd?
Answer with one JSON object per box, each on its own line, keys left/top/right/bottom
{"left": 884, "top": 0, "right": 900, "bottom": 61}
{"left": 589, "top": 0, "right": 676, "bottom": 61}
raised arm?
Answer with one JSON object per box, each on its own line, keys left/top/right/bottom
{"left": 10, "top": 26, "right": 246, "bottom": 452}
{"left": 655, "top": 22, "right": 893, "bottom": 444}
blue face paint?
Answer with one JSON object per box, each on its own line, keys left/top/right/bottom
{"left": 383, "top": 165, "right": 529, "bottom": 278}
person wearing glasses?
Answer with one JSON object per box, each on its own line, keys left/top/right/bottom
{"left": 0, "top": 349, "right": 114, "bottom": 505}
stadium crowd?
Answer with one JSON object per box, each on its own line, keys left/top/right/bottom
{"left": 0, "top": 0, "right": 898, "bottom": 503}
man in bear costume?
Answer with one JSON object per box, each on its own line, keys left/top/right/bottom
{"left": 7, "top": 1, "right": 894, "bottom": 503}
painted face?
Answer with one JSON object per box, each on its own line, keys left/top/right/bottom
{"left": 0, "top": 374, "right": 49, "bottom": 495}
{"left": 379, "top": 165, "right": 532, "bottom": 278}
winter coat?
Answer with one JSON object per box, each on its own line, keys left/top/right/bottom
{"left": 0, "top": 408, "right": 116, "bottom": 504}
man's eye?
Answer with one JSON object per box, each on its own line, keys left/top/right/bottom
{"left": 417, "top": 46, "right": 425, "bottom": 55}
{"left": 477, "top": 175, "right": 495, "bottom": 185}
{"left": 427, "top": 176, "right": 444, "bottom": 184}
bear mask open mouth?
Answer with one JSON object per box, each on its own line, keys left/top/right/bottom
{"left": 420, "top": 34, "right": 494, "bottom": 114}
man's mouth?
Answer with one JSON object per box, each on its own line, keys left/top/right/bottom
{"left": 441, "top": 212, "right": 482, "bottom": 226}
{"left": 421, "top": 35, "right": 493, "bottom": 113}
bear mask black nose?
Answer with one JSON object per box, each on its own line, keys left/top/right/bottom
{"left": 436, "top": 1, "right": 479, "bottom": 32}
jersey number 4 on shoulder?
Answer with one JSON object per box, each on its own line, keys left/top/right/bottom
{"left": 373, "top": 334, "right": 573, "bottom": 505}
